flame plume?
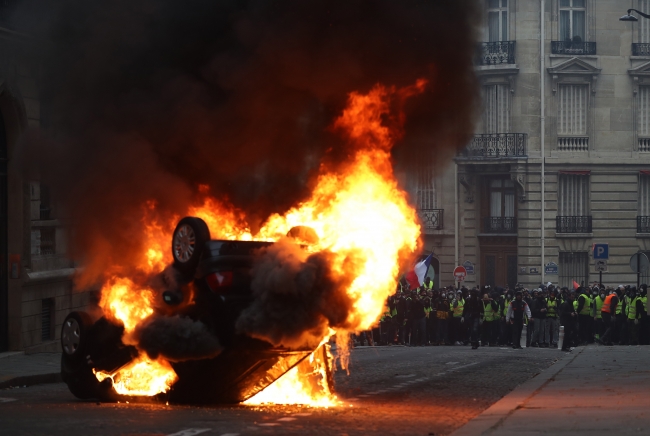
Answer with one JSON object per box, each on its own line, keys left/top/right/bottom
{"left": 94, "top": 80, "right": 426, "bottom": 404}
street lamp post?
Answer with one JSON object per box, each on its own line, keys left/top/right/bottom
{"left": 620, "top": 9, "right": 650, "bottom": 22}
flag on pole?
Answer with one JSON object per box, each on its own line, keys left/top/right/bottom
{"left": 405, "top": 253, "right": 434, "bottom": 290}
{"left": 573, "top": 280, "right": 580, "bottom": 291}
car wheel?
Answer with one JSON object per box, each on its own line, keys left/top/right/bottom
{"left": 61, "top": 311, "right": 93, "bottom": 363}
{"left": 61, "top": 353, "right": 101, "bottom": 399}
{"left": 171, "top": 216, "right": 211, "bottom": 277}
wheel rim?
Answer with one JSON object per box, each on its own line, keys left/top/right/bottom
{"left": 173, "top": 224, "right": 196, "bottom": 263}
{"left": 62, "top": 318, "right": 81, "bottom": 355}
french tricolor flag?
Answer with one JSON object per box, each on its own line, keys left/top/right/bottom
{"left": 405, "top": 253, "right": 434, "bottom": 290}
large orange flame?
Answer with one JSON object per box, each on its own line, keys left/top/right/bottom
{"left": 94, "top": 79, "right": 426, "bottom": 403}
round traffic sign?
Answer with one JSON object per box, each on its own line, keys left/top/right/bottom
{"left": 453, "top": 266, "right": 467, "bottom": 282}
{"left": 630, "top": 252, "right": 650, "bottom": 273}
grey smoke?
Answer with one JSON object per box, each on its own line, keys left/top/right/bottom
{"left": 236, "top": 239, "right": 361, "bottom": 350}
{"left": 133, "top": 315, "right": 223, "bottom": 362}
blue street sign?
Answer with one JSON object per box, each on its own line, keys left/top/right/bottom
{"left": 463, "top": 260, "right": 475, "bottom": 275}
{"left": 593, "top": 243, "right": 609, "bottom": 260}
{"left": 545, "top": 262, "right": 558, "bottom": 275}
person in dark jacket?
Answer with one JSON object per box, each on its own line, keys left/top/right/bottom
{"left": 530, "top": 293, "right": 548, "bottom": 347}
{"left": 560, "top": 291, "right": 578, "bottom": 351}
{"left": 575, "top": 288, "right": 591, "bottom": 345}
{"left": 462, "top": 288, "right": 484, "bottom": 349}
{"left": 435, "top": 291, "right": 451, "bottom": 345}
{"left": 409, "top": 290, "right": 427, "bottom": 346}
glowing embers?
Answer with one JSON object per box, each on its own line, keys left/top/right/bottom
{"left": 94, "top": 355, "right": 178, "bottom": 397}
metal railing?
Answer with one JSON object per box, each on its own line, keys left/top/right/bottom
{"left": 638, "top": 216, "right": 650, "bottom": 233}
{"left": 483, "top": 217, "right": 517, "bottom": 234}
{"left": 633, "top": 43, "right": 650, "bottom": 57}
{"left": 557, "top": 136, "right": 589, "bottom": 151}
{"left": 477, "top": 41, "right": 516, "bottom": 65}
{"left": 459, "top": 133, "right": 527, "bottom": 159}
{"left": 639, "top": 138, "right": 650, "bottom": 152}
{"left": 418, "top": 209, "right": 444, "bottom": 232}
{"left": 551, "top": 41, "right": 597, "bottom": 55}
{"left": 556, "top": 216, "right": 592, "bottom": 233}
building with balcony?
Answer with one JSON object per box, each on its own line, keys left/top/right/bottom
{"left": 410, "top": 0, "right": 650, "bottom": 291}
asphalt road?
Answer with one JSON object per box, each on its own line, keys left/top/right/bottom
{"left": 0, "top": 345, "right": 560, "bottom": 436}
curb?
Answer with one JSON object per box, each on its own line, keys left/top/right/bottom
{"left": 449, "top": 346, "right": 585, "bottom": 436}
{"left": 0, "top": 373, "right": 62, "bottom": 389}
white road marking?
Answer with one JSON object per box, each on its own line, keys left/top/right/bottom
{"left": 395, "top": 373, "right": 416, "bottom": 378}
{"left": 446, "top": 362, "right": 479, "bottom": 372}
{"left": 277, "top": 417, "right": 296, "bottom": 422}
{"left": 445, "top": 361, "right": 459, "bottom": 365}
{"left": 0, "top": 398, "right": 17, "bottom": 403}
{"left": 167, "top": 429, "right": 211, "bottom": 436}
{"left": 258, "top": 423, "right": 280, "bottom": 427}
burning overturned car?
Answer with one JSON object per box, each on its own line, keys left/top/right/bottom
{"left": 61, "top": 217, "right": 332, "bottom": 404}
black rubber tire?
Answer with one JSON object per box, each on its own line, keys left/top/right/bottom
{"left": 61, "top": 354, "right": 102, "bottom": 399}
{"left": 171, "top": 217, "right": 211, "bottom": 278}
{"left": 60, "top": 311, "right": 93, "bottom": 363}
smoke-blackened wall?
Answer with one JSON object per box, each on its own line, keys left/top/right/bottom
{"left": 16, "top": 0, "right": 480, "bottom": 284}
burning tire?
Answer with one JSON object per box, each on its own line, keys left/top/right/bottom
{"left": 171, "top": 217, "right": 210, "bottom": 278}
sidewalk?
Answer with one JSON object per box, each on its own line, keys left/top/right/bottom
{"left": 451, "top": 345, "right": 650, "bottom": 436}
{"left": 0, "top": 352, "right": 61, "bottom": 389}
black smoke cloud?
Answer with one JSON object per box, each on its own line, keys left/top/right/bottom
{"left": 14, "top": 0, "right": 480, "bottom": 284}
{"left": 133, "top": 315, "right": 224, "bottom": 362}
{"left": 236, "top": 239, "right": 361, "bottom": 350}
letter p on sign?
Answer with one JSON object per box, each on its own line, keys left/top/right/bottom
{"left": 593, "top": 244, "right": 609, "bottom": 260}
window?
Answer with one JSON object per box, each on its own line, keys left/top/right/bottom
{"left": 638, "top": 173, "right": 650, "bottom": 232}
{"left": 641, "top": 1, "right": 650, "bottom": 43}
{"left": 557, "top": 173, "right": 591, "bottom": 233}
{"left": 484, "top": 178, "right": 516, "bottom": 232}
{"left": 483, "top": 84, "right": 510, "bottom": 133}
{"left": 558, "top": 84, "right": 588, "bottom": 136}
{"left": 639, "top": 87, "right": 650, "bottom": 151}
{"left": 416, "top": 163, "right": 443, "bottom": 231}
{"left": 559, "top": 252, "right": 589, "bottom": 288}
{"left": 487, "top": 0, "right": 508, "bottom": 42}
{"left": 416, "top": 164, "right": 437, "bottom": 210}
{"left": 558, "top": 173, "right": 589, "bottom": 216}
{"left": 559, "top": 0, "right": 586, "bottom": 42}
{"left": 41, "top": 298, "right": 55, "bottom": 342}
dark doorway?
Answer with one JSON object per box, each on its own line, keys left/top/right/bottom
{"left": 0, "top": 111, "right": 8, "bottom": 351}
{"left": 480, "top": 237, "right": 517, "bottom": 289}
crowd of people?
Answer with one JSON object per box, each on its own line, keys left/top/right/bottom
{"left": 357, "top": 278, "right": 650, "bottom": 352}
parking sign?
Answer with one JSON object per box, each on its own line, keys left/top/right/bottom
{"left": 593, "top": 243, "right": 609, "bottom": 260}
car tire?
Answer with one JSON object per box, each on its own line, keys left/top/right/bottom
{"left": 171, "top": 216, "right": 211, "bottom": 278}
{"left": 61, "top": 311, "right": 93, "bottom": 363}
{"left": 61, "top": 353, "right": 101, "bottom": 399}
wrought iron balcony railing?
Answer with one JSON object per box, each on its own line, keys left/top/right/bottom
{"left": 633, "top": 43, "right": 650, "bottom": 57}
{"left": 459, "top": 133, "right": 527, "bottom": 159}
{"left": 551, "top": 41, "right": 597, "bottom": 55}
{"left": 477, "top": 41, "right": 516, "bottom": 66}
{"left": 556, "top": 216, "right": 592, "bottom": 233}
{"left": 483, "top": 217, "right": 517, "bottom": 234}
{"left": 638, "top": 216, "right": 650, "bottom": 233}
{"left": 418, "top": 209, "right": 444, "bottom": 232}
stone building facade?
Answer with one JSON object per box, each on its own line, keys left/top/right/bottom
{"left": 0, "top": 6, "right": 87, "bottom": 352}
{"left": 414, "top": 0, "right": 650, "bottom": 290}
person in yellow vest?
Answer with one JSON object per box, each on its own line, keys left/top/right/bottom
{"left": 452, "top": 289, "right": 466, "bottom": 345}
{"left": 545, "top": 288, "right": 560, "bottom": 347}
{"left": 575, "top": 287, "right": 592, "bottom": 345}
{"left": 592, "top": 288, "right": 606, "bottom": 342}
{"left": 626, "top": 287, "right": 643, "bottom": 345}
{"left": 614, "top": 286, "right": 627, "bottom": 344}
{"left": 639, "top": 284, "right": 649, "bottom": 345}
{"left": 481, "top": 292, "right": 498, "bottom": 346}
